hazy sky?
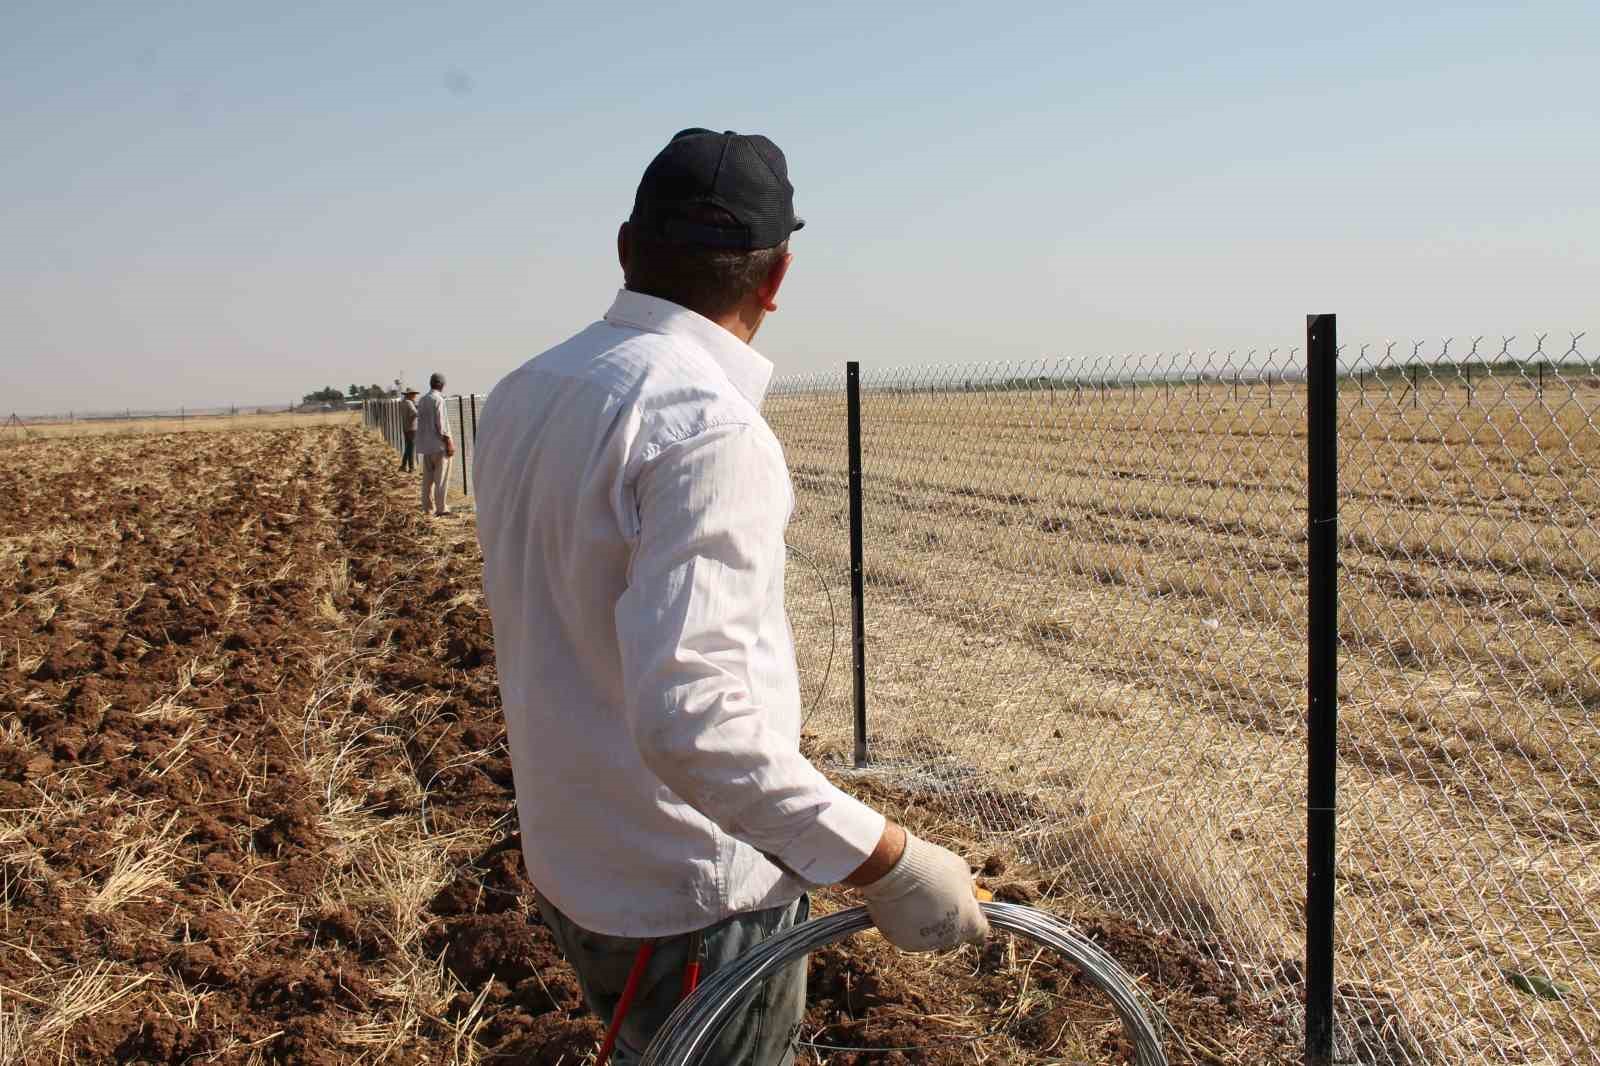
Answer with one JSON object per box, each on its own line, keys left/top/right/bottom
{"left": 3, "top": 2, "right": 1595, "bottom": 413}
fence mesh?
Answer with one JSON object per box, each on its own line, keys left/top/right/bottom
{"left": 774, "top": 355, "right": 1315, "bottom": 1058}
{"left": 765, "top": 370, "right": 852, "bottom": 737}
{"left": 1335, "top": 336, "right": 1598, "bottom": 1064}
{"left": 767, "top": 342, "right": 1598, "bottom": 1065}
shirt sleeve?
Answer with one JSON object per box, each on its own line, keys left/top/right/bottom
{"left": 434, "top": 396, "right": 451, "bottom": 440}
{"left": 614, "top": 423, "right": 885, "bottom": 886}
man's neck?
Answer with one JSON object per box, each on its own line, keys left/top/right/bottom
{"left": 708, "top": 309, "right": 759, "bottom": 345}
{"left": 709, "top": 297, "right": 768, "bottom": 345}
{"left": 627, "top": 287, "right": 763, "bottom": 345}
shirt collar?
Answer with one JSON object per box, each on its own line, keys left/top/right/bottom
{"left": 604, "top": 289, "right": 774, "bottom": 408}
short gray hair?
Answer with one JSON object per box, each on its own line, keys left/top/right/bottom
{"left": 623, "top": 205, "right": 786, "bottom": 320}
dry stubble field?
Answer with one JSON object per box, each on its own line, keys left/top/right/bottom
{"left": 769, "top": 374, "right": 1600, "bottom": 1065}
{"left": 8, "top": 413, "right": 357, "bottom": 440}
{"left": 0, "top": 423, "right": 1287, "bottom": 1065}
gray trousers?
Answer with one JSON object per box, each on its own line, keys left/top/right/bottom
{"left": 536, "top": 893, "right": 809, "bottom": 1066}
{"left": 420, "top": 452, "right": 449, "bottom": 514}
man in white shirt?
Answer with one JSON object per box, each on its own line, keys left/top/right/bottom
{"left": 474, "top": 128, "right": 986, "bottom": 1065}
{"left": 414, "top": 373, "right": 454, "bottom": 516}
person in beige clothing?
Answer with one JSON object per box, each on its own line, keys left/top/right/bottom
{"left": 414, "top": 373, "right": 454, "bottom": 516}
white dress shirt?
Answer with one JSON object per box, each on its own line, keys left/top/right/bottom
{"left": 414, "top": 389, "right": 452, "bottom": 456}
{"left": 473, "top": 290, "right": 885, "bottom": 937}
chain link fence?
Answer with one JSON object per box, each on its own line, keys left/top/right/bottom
{"left": 1334, "top": 336, "right": 1597, "bottom": 1064}
{"left": 768, "top": 339, "right": 1597, "bottom": 1065}
{"left": 360, "top": 338, "right": 1597, "bottom": 1063}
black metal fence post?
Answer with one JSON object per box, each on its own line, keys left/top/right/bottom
{"left": 469, "top": 394, "right": 479, "bottom": 451}
{"left": 457, "top": 395, "right": 468, "bottom": 494}
{"left": 847, "top": 362, "right": 869, "bottom": 768}
{"left": 1306, "top": 314, "right": 1340, "bottom": 1066}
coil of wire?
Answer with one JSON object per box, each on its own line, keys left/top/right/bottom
{"left": 638, "top": 901, "right": 1169, "bottom": 1066}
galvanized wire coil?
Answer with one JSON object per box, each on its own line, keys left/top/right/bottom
{"left": 639, "top": 901, "right": 1169, "bottom": 1066}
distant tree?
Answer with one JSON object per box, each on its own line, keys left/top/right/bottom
{"left": 302, "top": 386, "right": 344, "bottom": 404}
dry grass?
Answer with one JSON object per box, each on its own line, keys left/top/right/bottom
{"left": 83, "top": 828, "right": 186, "bottom": 917}
{"left": 276, "top": 537, "right": 513, "bottom": 1061}
{"left": 0, "top": 424, "right": 515, "bottom": 1064}
{"left": 4, "top": 411, "right": 357, "bottom": 440}
{"left": 774, "top": 376, "right": 1600, "bottom": 1063}
{"left": 0, "top": 964, "right": 155, "bottom": 1065}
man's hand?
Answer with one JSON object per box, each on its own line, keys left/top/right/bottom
{"left": 848, "top": 824, "right": 989, "bottom": 952}
{"left": 444, "top": 437, "right": 456, "bottom": 458}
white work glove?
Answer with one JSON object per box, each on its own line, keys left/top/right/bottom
{"left": 858, "top": 831, "right": 989, "bottom": 951}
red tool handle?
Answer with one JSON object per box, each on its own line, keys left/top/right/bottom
{"left": 596, "top": 929, "right": 709, "bottom": 1066}
{"left": 680, "top": 959, "right": 702, "bottom": 998}
{"left": 596, "top": 940, "right": 656, "bottom": 1066}
{"left": 681, "top": 929, "right": 705, "bottom": 999}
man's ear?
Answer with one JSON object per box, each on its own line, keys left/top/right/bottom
{"left": 617, "top": 222, "right": 630, "bottom": 275}
{"left": 759, "top": 251, "right": 793, "bottom": 313}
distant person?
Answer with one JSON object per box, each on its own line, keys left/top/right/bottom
{"left": 474, "top": 128, "right": 987, "bottom": 1065}
{"left": 400, "top": 387, "right": 419, "bottom": 472}
{"left": 415, "top": 373, "right": 454, "bottom": 516}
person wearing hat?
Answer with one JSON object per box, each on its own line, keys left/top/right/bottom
{"left": 473, "top": 129, "right": 987, "bottom": 1065}
{"left": 399, "top": 387, "right": 419, "bottom": 473}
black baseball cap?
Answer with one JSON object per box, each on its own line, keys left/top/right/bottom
{"left": 629, "top": 128, "right": 805, "bottom": 251}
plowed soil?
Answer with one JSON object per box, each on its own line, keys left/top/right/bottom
{"left": 1, "top": 426, "right": 1293, "bottom": 1064}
